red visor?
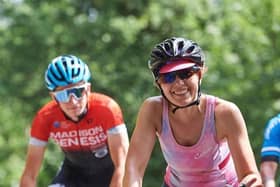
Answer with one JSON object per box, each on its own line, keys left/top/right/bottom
{"left": 159, "top": 60, "right": 196, "bottom": 74}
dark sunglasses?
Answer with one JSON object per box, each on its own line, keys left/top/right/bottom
{"left": 159, "top": 66, "right": 200, "bottom": 84}
{"left": 53, "top": 84, "right": 87, "bottom": 103}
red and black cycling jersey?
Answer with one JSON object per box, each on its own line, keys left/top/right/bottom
{"left": 30, "top": 92, "right": 124, "bottom": 169}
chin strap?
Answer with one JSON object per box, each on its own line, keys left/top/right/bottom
{"left": 159, "top": 82, "right": 201, "bottom": 114}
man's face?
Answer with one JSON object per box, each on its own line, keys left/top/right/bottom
{"left": 51, "top": 82, "right": 90, "bottom": 121}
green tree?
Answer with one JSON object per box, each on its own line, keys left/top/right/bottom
{"left": 0, "top": 0, "right": 280, "bottom": 186}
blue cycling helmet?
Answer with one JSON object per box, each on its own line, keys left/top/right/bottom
{"left": 45, "top": 55, "right": 91, "bottom": 91}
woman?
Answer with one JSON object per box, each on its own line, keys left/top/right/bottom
{"left": 123, "top": 37, "right": 263, "bottom": 187}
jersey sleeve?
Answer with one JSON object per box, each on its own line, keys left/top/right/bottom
{"left": 261, "top": 116, "right": 280, "bottom": 161}
{"left": 30, "top": 111, "right": 51, "bottom": 142}
{"left": 97, "top": 97, "right": 125, "bottom": 131}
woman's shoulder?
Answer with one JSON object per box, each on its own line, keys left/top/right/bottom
{"left": 136, "top": 96, "right": 163, "bottom": 132}
{"left": 212, "top": 96, "right": 245, "bottom": 140}
{"left": 212, "top": 96, "right": 243, "bottom": 128}
{"left": 213, "top": 96, "right": 241, "bottom": 114}
{"left": 144, "top": 95, "right": 163, "bottom": 104}
{"left": 140, "top": 96, "right": 163, "bottom": 118}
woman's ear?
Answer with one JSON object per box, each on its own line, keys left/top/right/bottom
{"left": 198, "top": 66, "right": 208, "bottom": 83}
{"left": 154, "top": 80, "right": 161, "bottom": 89}
{"left": 202, "top": 66, "right": 208, "bottom": 74}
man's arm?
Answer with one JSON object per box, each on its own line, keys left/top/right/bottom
{"left": 260, "top": 161, "right": 278, "bottom": 187}
{"left": 20, "top": 145, "right": 46, "bottom": 187}
{"left": 107, "top": 125, "right": 129, "bottom": 187}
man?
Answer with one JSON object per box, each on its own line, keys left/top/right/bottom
{"left": 260, "top": 114, "right": 280, "bottom": 187}
{"left": 20, "top": 55, "right": 129, "bottom": 187}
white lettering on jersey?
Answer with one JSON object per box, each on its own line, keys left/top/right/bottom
{"left": 50, "top": 126, "right": 107, "bottom": 148}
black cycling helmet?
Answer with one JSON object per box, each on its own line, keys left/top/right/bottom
{"left": 148, "top": 37, "right": 205, "bottom": 113}
{"left": 148, "top": 37, "right": 205, "bottom": 80}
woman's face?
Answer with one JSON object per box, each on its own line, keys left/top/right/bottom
{"left": 157, "top": 68, "right": 201, "bottom": 107}
{"left": 51, "top": 82, "right": 90, "bottom": 121}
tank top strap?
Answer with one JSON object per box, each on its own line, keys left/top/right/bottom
{"left": 162, "top": 98, "right": 168, "bottom": 130}
{"left": 204, "top": 95, "right": 216, "bottom": 134}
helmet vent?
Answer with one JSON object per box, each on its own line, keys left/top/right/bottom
{"left": 54, "top": 63, "right": 64, "bottom": 80}
{"left": 186, "top": 45, "right": 195, "bottom": 53}
{"left": 72, "top": 68, "right": 81, "bottom": 79}
{"left": 164, "top": 43, "right": 171, "bottom": 53}
{"left": 178, "top": 41, "right": 184, "bottom": 50}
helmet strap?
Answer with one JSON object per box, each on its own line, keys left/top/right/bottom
{"left": 158, "top": 81, "right": 201, "bottom": 113}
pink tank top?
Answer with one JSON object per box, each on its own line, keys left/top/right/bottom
{"left": 157, "top": 95, "right": 238, "bottom": 187}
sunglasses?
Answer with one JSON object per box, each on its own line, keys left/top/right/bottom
{"left": 53, "top": 84, "right": 88, "bottom": 103}
{"left": 159, "top": 67, "right": 200, "bottom": 84}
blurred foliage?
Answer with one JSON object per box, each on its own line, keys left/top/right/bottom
{"left": 0, "top": 0, "right": 280, "bottom": 186}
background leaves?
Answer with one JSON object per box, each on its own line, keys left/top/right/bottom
{"left": 0, "top": 0, "right": 280, "bottom": 186}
